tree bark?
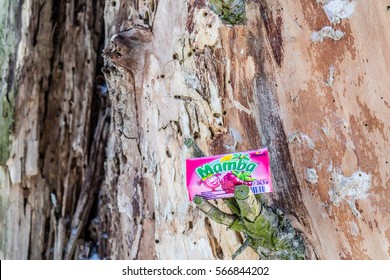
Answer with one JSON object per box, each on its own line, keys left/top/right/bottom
{"left": 1, "top": 0, "right": 389, "bottom": 260}
{"left": 0, "top": 0, "right": 106, "bottom": 259}
{"left": 101, "top": 0, "right": 390, "bottom": 260}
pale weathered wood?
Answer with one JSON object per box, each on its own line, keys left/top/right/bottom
{"left": 101, "top": 0, "right": 390, "bottom": 259}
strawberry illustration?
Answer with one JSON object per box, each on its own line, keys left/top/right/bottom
{"left": 220, "top": 171, "right": 256, "bottom": 194}
{"left": 198, "top": 174, "right": 221, "bottom": 191}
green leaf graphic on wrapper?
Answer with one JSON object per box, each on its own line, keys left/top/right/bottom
{"left": 200, "top": 153, "right": 256, "bottom": 182}
{"left": 231, "top": 153, "right": 250, "bottom": 162}
{"left": 232, "top": 170, "right": 256, "bottom": 181}
{"left": 202, "top": 173, "right": 213, "bottom": 180}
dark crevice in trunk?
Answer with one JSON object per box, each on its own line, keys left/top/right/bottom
{"left": 78, "top": 1, "right": 108, "bottom": 260}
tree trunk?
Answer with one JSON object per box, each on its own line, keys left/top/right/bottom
{"left": 0, "top": 0, "right": 106, "bottom": 259}
{"left": 1, "top": 0, "right": 389, "bottom": 260}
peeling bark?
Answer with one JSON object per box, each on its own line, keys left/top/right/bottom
{"left": 101, "top": 0, "right": 390, "bottom": 260}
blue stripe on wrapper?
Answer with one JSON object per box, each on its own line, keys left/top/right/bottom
{"left": 250, "top": 185, "right": 266, "bottom": 194}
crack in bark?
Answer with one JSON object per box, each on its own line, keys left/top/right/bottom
{"left": 204, "top": 217, "right": 224, "bottom": 259}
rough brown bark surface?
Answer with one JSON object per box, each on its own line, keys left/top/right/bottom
{"left": 0, "top": 0, "right": 105, "bottom": 259}
{"left": 1, "top": 0, "right": 389, "bottom": 260}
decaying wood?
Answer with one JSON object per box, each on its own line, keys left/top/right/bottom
{"left": 0, "top": 0, "right": 105, "bottom": 259}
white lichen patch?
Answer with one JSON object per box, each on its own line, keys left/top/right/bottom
{"left": 349, "top": 221, "right": 360, "bottom": 237}
{"left": 183, "top": 72, "right": 202, "bottom": 91}
{"left": 323, "top": 0, "right": 354, "bottom": 24}
{"left": 301, "top": 134, "right": 315, "bottom": 150}
{"left": 306, "top": 168, "right": 319, "bottom": 184}
{"left": 321, "top": 126, "right": 331, "bottom": 136}
{"left": 325, "top": 65, "right": 336, "bottom": 87}
{"left": 311, "top": 26, "right": 344, "bottom": 43}
{"left": 288, "top": 131, "right": 316, "bottom": 150}
{"left": 327, "top": 160, "right": 333, "bottom": 172}
{"left": 328, "top": 170, "right": 372, "bottom": 217}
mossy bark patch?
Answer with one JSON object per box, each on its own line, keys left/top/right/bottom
{"left": 0, "top": 92, "right": 14, "bottom": 164}
{"left": 196, "top": 187, "right": 306, "bottom": 259}
{"left": 0, "top": 0, "right": 18, "bottom": 165}
{"left": 244, "top": 205, "right": 305, "bottom": 260}
{"left": 209, "top": 0, "right": 246, "bottom": 25}
{"left": 234, "top": 185, "right": 261, "bottom": 222}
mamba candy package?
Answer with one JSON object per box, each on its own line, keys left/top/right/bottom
{"left": 186, "top": 148, "right": 273, "bottom": 201}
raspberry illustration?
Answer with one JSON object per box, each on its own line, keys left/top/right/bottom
{"left": 220, "top": 171, "right": 255, "bottom": 194}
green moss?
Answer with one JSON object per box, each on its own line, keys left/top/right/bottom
{"left": 210, "top": 0, "right": 246, "bottom": 25}
{"left": 224, "top": 194, "right": 305, "bottom": 260}
{"left": 245, "top": 205, "right": 305, "bottom": 260}
{"left": 0, "top": 0, "right": 17, "bottom": 165}
{"left": 184, "top": 138, "right": 206, "bottom": 158}
{"left": 0, "top": 0, "right": 17, "bottom": 258}
{"left": 234, "top": 185, "right": 260, "bottom": 222}
{"left": 0, "top": 92, "right": 14, "bottom": 164}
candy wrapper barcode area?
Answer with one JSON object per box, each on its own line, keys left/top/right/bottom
{"left": 186, "top": 148, "right": 273, "bottom": 201}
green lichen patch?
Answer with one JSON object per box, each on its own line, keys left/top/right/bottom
{"left": 234, "top": 185, "right": 260, "bottom": 222}
{"left": 0, "top": 92, "right": 14, "bottom": 164}
{"left": 226, "top": 193, "right": 305, "bottom": 260}
{"left": 209, "top": 0, "right": 246, "bottom": 25}
{"left": 195, "top": 185, "right": 306, "bottom": 259}
{"left": 246, "top": 206, "right": 305, "bottom": 260}
{"left": 0, "top": 0, "right": 18, "bottom": 165}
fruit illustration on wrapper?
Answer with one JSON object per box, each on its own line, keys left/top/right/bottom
{"left": 220, "top": 171, "right": 256, "bottom": 194}
{"left": 218, "top": 153, "right": 257, "bottom": 193}
{"left": 221, "top": 171, "right": 256, "bottom": 193}
{"left": 198, "top": 173, "right": 221, "bottom": 191}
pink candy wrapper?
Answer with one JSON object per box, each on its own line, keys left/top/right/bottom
{"left": 186, "top": 148, "right": 273, "bottom": 201}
